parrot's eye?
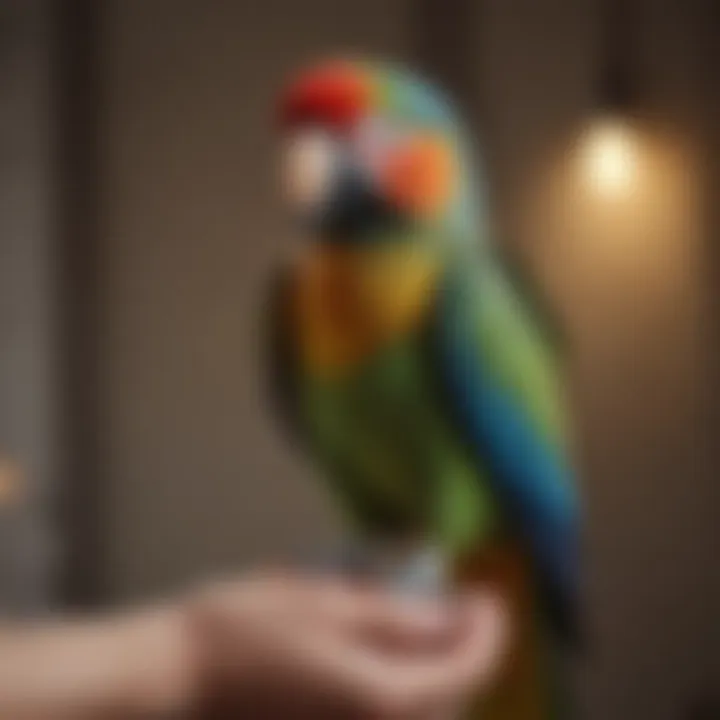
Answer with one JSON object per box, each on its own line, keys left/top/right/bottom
{"left": 282, "top": 128, "right": 340, "bottom": 212}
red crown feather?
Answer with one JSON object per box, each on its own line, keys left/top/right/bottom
{"left": 279, "top": 61, "right": 371, "bottom": 133}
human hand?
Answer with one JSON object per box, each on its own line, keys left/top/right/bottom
{"left": 187, "top": 573, "right": 508, "bottom": 719}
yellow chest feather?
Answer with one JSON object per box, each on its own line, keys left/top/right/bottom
{"left": 292, "top": 246, "right": 440, "bottom": 373}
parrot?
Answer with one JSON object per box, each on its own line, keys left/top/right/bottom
{"left": 267, "top": 58, "right": 580, "bottom": 719}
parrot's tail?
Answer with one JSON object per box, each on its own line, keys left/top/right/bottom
{"left": 454, "top": 544, "right": 570, "bottom": 720}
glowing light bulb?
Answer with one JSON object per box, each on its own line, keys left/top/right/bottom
{"left": 582, "top": 119, "right": 637, "bottom": 196}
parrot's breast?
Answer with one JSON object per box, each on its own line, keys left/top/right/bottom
{"left": 292, "top": 244, "right": 440, "bottom": 374}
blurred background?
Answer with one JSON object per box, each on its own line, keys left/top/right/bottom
{"left": 0, "top": 0, "right": 717, "bottom": 717}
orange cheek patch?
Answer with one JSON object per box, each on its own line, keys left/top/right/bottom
{"left": 383, "top": 135, "right": 455, "bottom": 217}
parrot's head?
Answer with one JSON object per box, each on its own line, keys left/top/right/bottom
{"left": 278, "top": 58, "right": 475, "bottom": 245}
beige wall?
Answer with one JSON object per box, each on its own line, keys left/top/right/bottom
{"left": 93, "top": 0, "right": 716, "bottom": 715}
{"left": 0, "top": 0, "right": 62, "bottom": 611}
{"left": 95, "top": 0, "right": 412, "bottom": 600}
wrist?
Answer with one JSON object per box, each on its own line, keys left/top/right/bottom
{"left": 107, "top": 603, "right": 202, "bottom": 718}
{"left": 179, "top": 585, "right": 230, "bottom": 712}
{"left": 128, "top": 604, "right": 204, "bottom": 717}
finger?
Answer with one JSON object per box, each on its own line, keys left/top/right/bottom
{"left": 308, "top": 583, "right": 457, "bottom": 643}
{"left": 347, "top": 592, "right": 460, "bottom": 652}
{"left": 394, "top": 593, "right": 509, "bottom": 702}
{"left": 336, "top": 593, "right": 509, "bottom": 718}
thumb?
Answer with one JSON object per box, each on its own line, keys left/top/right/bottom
{"left": 381, "top": 593, "right": 509, "bottom": 706}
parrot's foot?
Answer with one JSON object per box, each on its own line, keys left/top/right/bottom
{"left": 384, "top": 544, "right": 449, "bottom": 597}
{"left": 301, "top": 540, "right": 449, "bottom": 596}
{"left": 326, "top": 539, "right": 449, "bottom": 597}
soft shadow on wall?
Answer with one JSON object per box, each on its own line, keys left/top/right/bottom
{"left": 475, "top": 1, "right": 715, "bottom": 716}
{"left": 528, "top": 80, "right": 712, "bottom": 720}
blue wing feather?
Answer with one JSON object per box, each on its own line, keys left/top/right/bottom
{"left": 433, "top": 264, "right": 579, "bottom": 639}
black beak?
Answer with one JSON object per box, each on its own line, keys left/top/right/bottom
{"left": 317, "top": 164, "right": 404, "bottom": 239}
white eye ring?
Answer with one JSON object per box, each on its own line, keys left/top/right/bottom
{"left": 283, "top": 128, "right": 339, "bottom": 210}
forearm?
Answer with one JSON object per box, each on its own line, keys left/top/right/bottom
{"left": 0, "top": 605, "right": 197, "bottom": 720}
